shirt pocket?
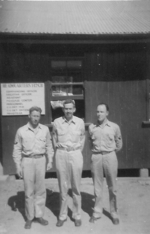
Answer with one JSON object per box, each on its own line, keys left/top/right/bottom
{"left": 37, "top": 137, "right": 46, "bottom": 149}
{"left": 105, "top": 133, "right": 114, "bottom": 145}
{"left": 57, "top": 129, "right": 67, "bottom": 142}
{"left": 22, "top": 137, "right": 34, "bottom": 152}
{"left": 72, "top": 130, "right": 81, "bottom": 143}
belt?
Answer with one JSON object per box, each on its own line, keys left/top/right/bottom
{"left": 58, "top": 147, "right": 81, "bottom": 152}
{"left": 23, "top": 154, "right": 44, "bottom": 158}
{"left": 92, "top": 151, "right": 113, "bottom": 155}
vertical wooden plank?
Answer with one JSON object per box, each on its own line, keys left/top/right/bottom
{"left": 0, "top": 83, "right": 2, "bottom": 165}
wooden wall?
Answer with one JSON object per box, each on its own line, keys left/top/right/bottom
{"left": 0, "top": 42, "right": 150, "bottom": 174}
{"left": 84, "top": 80, "right": 149, "bottom": 169}
{"left": 84, "top": 46, "right": 150, "bottom": 169}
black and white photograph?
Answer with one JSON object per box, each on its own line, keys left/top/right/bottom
{"left": 0, "top": 1, "right": 150, "bottom": 234}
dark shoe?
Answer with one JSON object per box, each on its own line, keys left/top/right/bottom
{"left": 56, "top": 218, "right": 67, "bottom": 227}
{"left": 74, "top": 219, "right": 82, "bottom": 227}
{"left": 35, "top": 217, "right": 49, "bottom": 226}
{"left": 24, "top": 220, "right": 32, "bottom": 229}
{"left": 112, "top": 217, "right": 119, "bottom": 225}
{"left": 89, "top": 216, "right": 100, "bottom": 223}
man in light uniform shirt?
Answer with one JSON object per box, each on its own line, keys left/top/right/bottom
{"left": 12, "top": 106, "right": 54, "bottom": 229}
{"left": 52, "top": 99, "right": 85, "bottom": 227}
{"left": 89, "top": 103, "right": 122, "bottom": 225}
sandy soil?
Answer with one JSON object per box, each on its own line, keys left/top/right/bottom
{"left": 0, "top": 177, "right": 150, "bottom": 234}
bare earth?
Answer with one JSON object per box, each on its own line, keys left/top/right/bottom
{"left": 0, "top": 177, "right": 150, "bottom": 234}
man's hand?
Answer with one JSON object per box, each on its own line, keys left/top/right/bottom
{"left": 16, "top": 166, "right": 23, "bottom": 178}
{"left": 47, "top": 162, "right": 52, "bottom": 171}
{"left": 56, "top": 143, "right": 62, "bottom": 149}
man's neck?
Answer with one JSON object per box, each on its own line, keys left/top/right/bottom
{"left": 29, "top": 122, "right": 39, "bottom": 129}
{"left": 98, "top": 118, "right": 108, "bottom": 126}
{"left": 64, "top": 116, "right": 73, "bottom": 122}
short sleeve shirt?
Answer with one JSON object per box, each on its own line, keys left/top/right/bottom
{"left": 53, "top": 116, "right": 85, "bottom": 149}
{"left": 13, "top": 122, "right": 54, "bottom": 167}
{"left": 89, "top": 120, "right": 122, "bottom": 153}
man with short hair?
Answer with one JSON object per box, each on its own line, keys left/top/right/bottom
{"left": 89, "top": 103, "right": 122, "bottom": 225}
{"left": 52, "top": 99, "right": 85, "bottom": 227}
{"left": 12, "top": 106, "right": 54, "bottom": 229}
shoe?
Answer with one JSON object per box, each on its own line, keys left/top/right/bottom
{"left": 56, "top": 218, "right": 67, "bottom": 227}
{"left": 89, "top": 216, "right": 100, "bottom": 223}
{"left": 35, "top": 217, "right": 49, "bottom": 226}
{"left": 24, "top": 220, "right": 32, "bottom": 229}
{"left": 74, "top": 219, "right": 82, "bottom": 227}
{"left": 112, "top": 217, "right": 119, "bottom": 225}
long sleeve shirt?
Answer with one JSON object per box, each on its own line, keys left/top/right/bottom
{"left": 52, "top": 116, "right": 85, "bottom": 151}
{"left": 89, "top": 120, "right": 122, "bottom": 153}
{"left": 12, "top": 122, "right": 54, "bottom": 168}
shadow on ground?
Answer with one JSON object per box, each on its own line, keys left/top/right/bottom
{"left": 7, "top": 188, "right": 112, "bottom": 223}
{"left": 8, "top": 191, "right": 26, "bottom": 220}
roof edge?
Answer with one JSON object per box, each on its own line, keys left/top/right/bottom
{"left": 0, "top": 33, "right": 150, "bottom": 44}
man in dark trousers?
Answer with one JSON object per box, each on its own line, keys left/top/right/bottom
{"left": 89, "top": 103, "right": 122, "bottom": 225}
{"left": 12, "top": 106, "right": 54, "bottom": 229}
{"left": 52, "top": 99, "right": 85, "bottom": 227}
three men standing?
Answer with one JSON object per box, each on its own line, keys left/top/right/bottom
{"left": 12, "top": 101, "right": 122, "bottom": 228}
{"left": 12, "top": 106, "right": 54, "bottom": 229}
{"left": 52, "top": 99, "right": 85, "bottom": 227}
{"left": 88, "top": 103, "right": 122, "bottom": 225}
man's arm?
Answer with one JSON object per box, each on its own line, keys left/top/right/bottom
{"left": 88, "top": 124, "right": 94, "bottom": 149}
{"left": 115, "top": 125, "right": 123, "bottom": 152}
{"left": 80, "top": 120, "right": 86, "bottom": 152}
{"left": 52, "top": 122, "right": 58, "bottom": 151}
{"left": 46, "top": 127, "right": 54, "bottom": 170}
{"left": 12, "top": 129, "right": 23, "bottom": 178}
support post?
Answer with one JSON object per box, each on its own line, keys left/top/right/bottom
{"left": 139, "top": 169, "right": 149, "bottom": 177}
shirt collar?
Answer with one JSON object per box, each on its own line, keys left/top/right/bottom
{"left": 62, "top": 116, "right": 76, "bottom": 124}
{"left": 26, "top": 122, "right": 42, "bottom": 131}
{"left": 97, "top": 119, "right": 110, "bottom": 127}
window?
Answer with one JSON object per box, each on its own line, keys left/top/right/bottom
{"left": 50, "top": 58, "right": 84, "bottom": 121}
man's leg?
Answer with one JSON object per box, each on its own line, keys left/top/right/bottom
{"left": 55, "top": 150, "right": 69, "bottom": 222}
{"left": 103, "top": 152, "right": 119, "bottom": 223}
{"left": 91, "top": 153, "right": 104, "bottom": 220}
{"left": 22, "top": 157, "right": 35, "bottom": 228}
{"left": 34, "top": 156, "right": 46, "bottom": 219}
{"left": 70, "top": 150, "right": 83, "bottom": 223}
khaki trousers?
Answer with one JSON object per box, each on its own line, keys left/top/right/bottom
{"left": 22, "top": 156, "right": 46, "bottom": 221}
{"left": 91, "top": 151, "right": 118, "bottom": 218}
{"left": 55, "top": 149, "right": 83, "bottom": 221}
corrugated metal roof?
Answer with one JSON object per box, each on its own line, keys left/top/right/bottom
{"left": 0, "top": 1, "right": 150, "bottom": 35}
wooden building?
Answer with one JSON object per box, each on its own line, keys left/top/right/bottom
{"left": 0, "top": 1, "right": 150, "bottom": 175}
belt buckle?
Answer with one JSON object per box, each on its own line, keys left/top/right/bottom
{"left": 67, "top": 146, "right": 73, "bottom": 152}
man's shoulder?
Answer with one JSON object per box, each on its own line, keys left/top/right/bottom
{"left": 73, "top": 116, "right": 84, "bottom": 125}
{"left": 108, "top": 120, "right": 120, "bottom": 129}
{"left": 39, "top": 123, "right": 49, "bottom": 130}
{"left": 53, "top": 116, "right": 63, "bottom": 123}
{"left": 18, "top": 124, "right": 28, "bottom": 131}
{"left": 17, "top": 124, "right": 28, "bottom": 134}
{"left": 73, "top": 116, "right": 84, "bottom": 122}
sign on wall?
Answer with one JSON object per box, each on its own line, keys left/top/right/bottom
{"left": 1, "top": 83, "right": 45, "bottom": 115}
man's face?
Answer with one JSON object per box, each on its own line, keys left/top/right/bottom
{"left": 97, "top": 105, "right": 108, "bottom": 123}
{"left": 63, "top": 103, "right": 75, "bottom": 120}
{"left": 29, "top": 110, "right": 41, "bottom": 127}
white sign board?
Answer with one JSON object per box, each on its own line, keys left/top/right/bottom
{"left": 1, "top": 83, "right": 45, "bottom": 115}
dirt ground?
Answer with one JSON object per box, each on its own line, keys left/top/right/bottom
{"left": 0, "top": 177, "right": 150, "bottom": 234}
